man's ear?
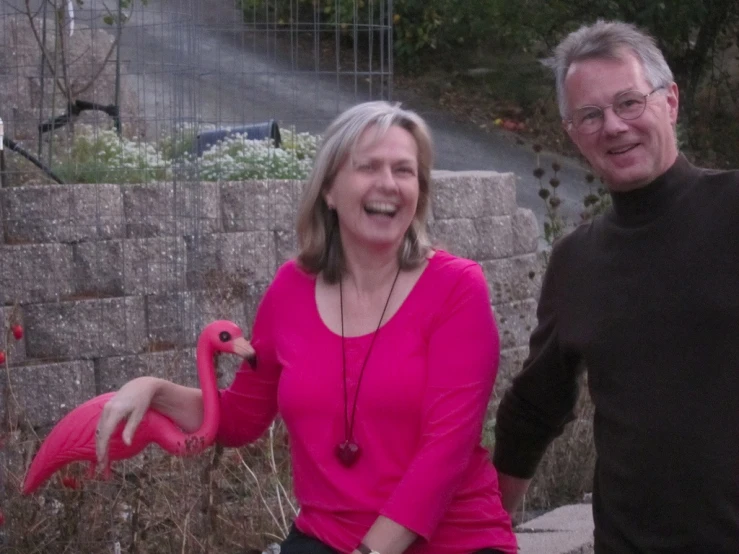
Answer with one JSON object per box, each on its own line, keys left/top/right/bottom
{"left": 665, "top": 82, "right": 679, "bottom": 125}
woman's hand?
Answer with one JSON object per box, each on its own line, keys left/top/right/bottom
{"left": 95, "top": 376, "right": 163, "bottom": 467}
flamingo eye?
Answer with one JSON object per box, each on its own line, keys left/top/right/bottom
{"left": 219, "top": 331, "right": 231, "bottom": 342}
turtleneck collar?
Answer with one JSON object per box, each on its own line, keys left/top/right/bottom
{"left": 607, "top": 154, "right": 699, "bottom": 227}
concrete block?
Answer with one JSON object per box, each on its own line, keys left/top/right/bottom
{"left": 494, "top": 346, "right": 530, "bottom": 402}
{"left": 430, "top": 219, "right": 477, "bottom": 259}
{"left": 0, "top": 360, "right": 96, "bottom": 429}
{"left": 512, "top": 208, "right": 540, "bottom": 255}
{"left": 24, "top": 296, "right": 147, "bottom": 360}
{"left": 145, "top": 291, "right": 197, "bottom": 348}
{"left": 481, "top": 253, "right": 543, "bottom": 305}
{"left": 473, "top": 215, "right": 514, "bottom": 260}
{"left": 269, "top": 179, "right": 303, "bottom": 231}
{"left": 515, "top": 504, "right": 594, "bottom": 554}
{"left": 122, "top": 236, "right": 188, "bottom": 295}
{"left": 186, "top": 231, "right": 276, "bottom": 289}
{"left": 0, "top": 244, "right": 74, "bottom": 304}
{"left": 96, "top": 349, "right": 198, "bottom": 393}
{"left": 72, "top": 240, "right": 125, "bottom": 297}
{"left": 275, "top": 229, "right": 297, "bottom": 267}
{"left": 494, "top": 298, "right": 538, "bottom": 350}
{"left": 145, "top": 288, "right": 258, "bottom": 348}
{"left": 431, "top": 171, "right": 517, "bottom": 219}
{"left": 221, "top": 180, "right": 272, "bottom": 232}
{"left": 122, "top": 182, "right": 175, "bottom": 237}
{"left": 1, "top": 184, "right": 124, "bottom": 244}
{"left": 173, "top": 181, "right": 222, "bottom": 235}
{"left": 431, "top": 216, "right": 513, "bottom": 261}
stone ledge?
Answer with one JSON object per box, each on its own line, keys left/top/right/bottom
{"left": 515, "top": 504, "right": 594, "bottom": 554}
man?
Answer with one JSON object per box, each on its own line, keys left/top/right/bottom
{"left": 493, "top": 20, "right": 739, "bottom": 553}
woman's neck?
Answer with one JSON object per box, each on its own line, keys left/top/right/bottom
{"left": 341, "top": 246, "right": 400, "bottom": 298}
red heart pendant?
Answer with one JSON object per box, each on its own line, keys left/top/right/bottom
{"left": 335, "top": 440, "right": 361, "bottom": 467}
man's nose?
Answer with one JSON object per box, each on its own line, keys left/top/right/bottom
{"left": 601, "top": 107, "right": 629, "bottom": 135}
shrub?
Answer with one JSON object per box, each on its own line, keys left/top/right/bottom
{"left": 52, "top": 127, "right": 169, "bottom": 184}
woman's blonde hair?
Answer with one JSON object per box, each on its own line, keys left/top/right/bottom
{"left": 296, "top": 101, "right": 434, "bottom": 283}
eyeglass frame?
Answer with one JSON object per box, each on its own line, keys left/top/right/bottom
{"left": 564, "top": 86, "right": 667, "bottom": 134}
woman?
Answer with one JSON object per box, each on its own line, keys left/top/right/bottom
{"left": 96, "top": 101, "right": 517, "bottom": 554}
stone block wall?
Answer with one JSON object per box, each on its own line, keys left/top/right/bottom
{"left": 0, "top": 172, "right": 541, "bottom": 429}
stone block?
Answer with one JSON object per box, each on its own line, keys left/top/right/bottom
{"left": 174, "top": 181, "right": 222, "bottom": 235}
{"left": 494, "top": 298, "right": 538, "bottom": 350}
{"left": 72, "top": 240, "right": 125, "bottom": 297}
{"left": 24, "top": 297, "right": 147, "bottom": 360}
{"left": 186, "top": 231, "right": 276, "bottom": 289}
{"left": 0, "top": 306, "right": 26, "bottom": 365}
{"left": 481, "top": 253, "right": 543, "bottom": 305}
{"left": 145, "top": 287, "right": 260, "bottom": 348}
{"left": 1, "top": 184, "right": 124, "bottom": 244}
{"left": 0, "top": 360, "right": 96, "bottom": 429}
{"left": 494, "top": 346, "right": 530, "bottom": 403}
{"left": 122, "top": 237, "right": 188, "bottom": 295}
{"left": 0, "top": 244, "right": 74, "bottom": 304}
{"left": 222, "top": 179, "right": 302, "bottom": 233}
{"left": 123, "top": 182, "right": 219, "bottom": 238}
{"left": 122, "top": 182, "right": 172, "bottom": 237}
{"left": 431, "top": 171, "right": 517, "bottom": 219}
{"left": 474, "top": 215, "right": 514, "bottom": 260}
{"left": 512, "top": 208, "right": 540, "bottom": 255}
{"left": 275, "top": 229, "right": 297, "bottom": 267}
{"left": 96, "top": 349, "right": 198, "bottom": 393}
{"left": 430, "top": 219, "right": 477, "bottom": 258}
{"left": 221, "top": 180, "right": 272, "bottom": 232}
{"left": 431, "top": 216, "right": 513, "bottom": 260}
{"left": 270, "top": 179, "right": 303, "bottom": 231}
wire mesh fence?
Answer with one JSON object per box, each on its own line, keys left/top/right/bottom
{"left": 0, "top": 0, "right": 392, "bottom": 551}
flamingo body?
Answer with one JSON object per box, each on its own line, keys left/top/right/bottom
{"left": 23, "top": 320, "right": 255, "bottom": 495}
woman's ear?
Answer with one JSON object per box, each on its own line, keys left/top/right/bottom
{"left": 323, "top": 190, "right": 335, "bottom": 210}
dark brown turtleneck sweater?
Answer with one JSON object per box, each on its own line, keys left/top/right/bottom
{"left": 494, "top": 155, "right": 739, "bottom": 553}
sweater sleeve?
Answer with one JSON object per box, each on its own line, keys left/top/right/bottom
{"left": 493, "top": 244, "right": 583, "bottom": 478}
{"left": 380, "top": 263, "right": 499, "bottom": 540}
{"left": 216, "top": 270, "right": 284, "bottom": 447}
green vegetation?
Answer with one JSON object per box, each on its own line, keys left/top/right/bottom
{"left": 43, "top": 126, "right": 320, "bottom": 185}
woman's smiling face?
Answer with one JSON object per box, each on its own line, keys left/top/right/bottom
{"left": 324, "top": 125, "right": 420, "bottom": 254}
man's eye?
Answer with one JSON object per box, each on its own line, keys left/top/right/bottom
{"left": 581, "top": 109, "right": 602, "bottom": 121}
{"left": 619, "top": 99, "right": 643, "bottom": 110}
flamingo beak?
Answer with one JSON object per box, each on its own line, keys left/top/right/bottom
{"left": 231, "top": 337, "right": 257, "bottom": 369}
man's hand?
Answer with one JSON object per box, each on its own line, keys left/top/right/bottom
{"left": 497, "top": 472, "right": 532, "bottom": 523}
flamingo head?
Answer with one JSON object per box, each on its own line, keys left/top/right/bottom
{"left": 200, "top": 320, "right": 257, "bottom": 369}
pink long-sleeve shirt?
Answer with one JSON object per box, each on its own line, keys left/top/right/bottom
{"left": 217, "top": 250, "right": 517, "bottom": 554}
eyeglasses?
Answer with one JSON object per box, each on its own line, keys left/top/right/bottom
{"left": 566, "top": 86, "right": 666, "bottom": 134}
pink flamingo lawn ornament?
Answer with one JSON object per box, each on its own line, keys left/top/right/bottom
{"left": 22, "top": 320, "right": 256, "bottom": 495}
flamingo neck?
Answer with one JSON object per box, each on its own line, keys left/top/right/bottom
{"left": 191, "top": 339, "right": 221, "bottom": 448}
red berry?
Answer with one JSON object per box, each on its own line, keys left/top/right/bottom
{"left": 12, "top": 325, "right": 23, "bottom": 340}
{"left": 0, "top": 351, "right": 5, "bottom": 364}
{"left": 0, "top": 509, "right": 4, "bottom": 525}
{"left": 61, "top": 476, "right": 81, "bottom": 490}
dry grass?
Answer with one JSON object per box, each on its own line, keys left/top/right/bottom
{"left": 1, "top": 421, "right": 296, "bottom": 553}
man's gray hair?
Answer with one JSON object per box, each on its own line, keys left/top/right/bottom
{"left": 550, "top": 20, "right": 674, "bottom": 119}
